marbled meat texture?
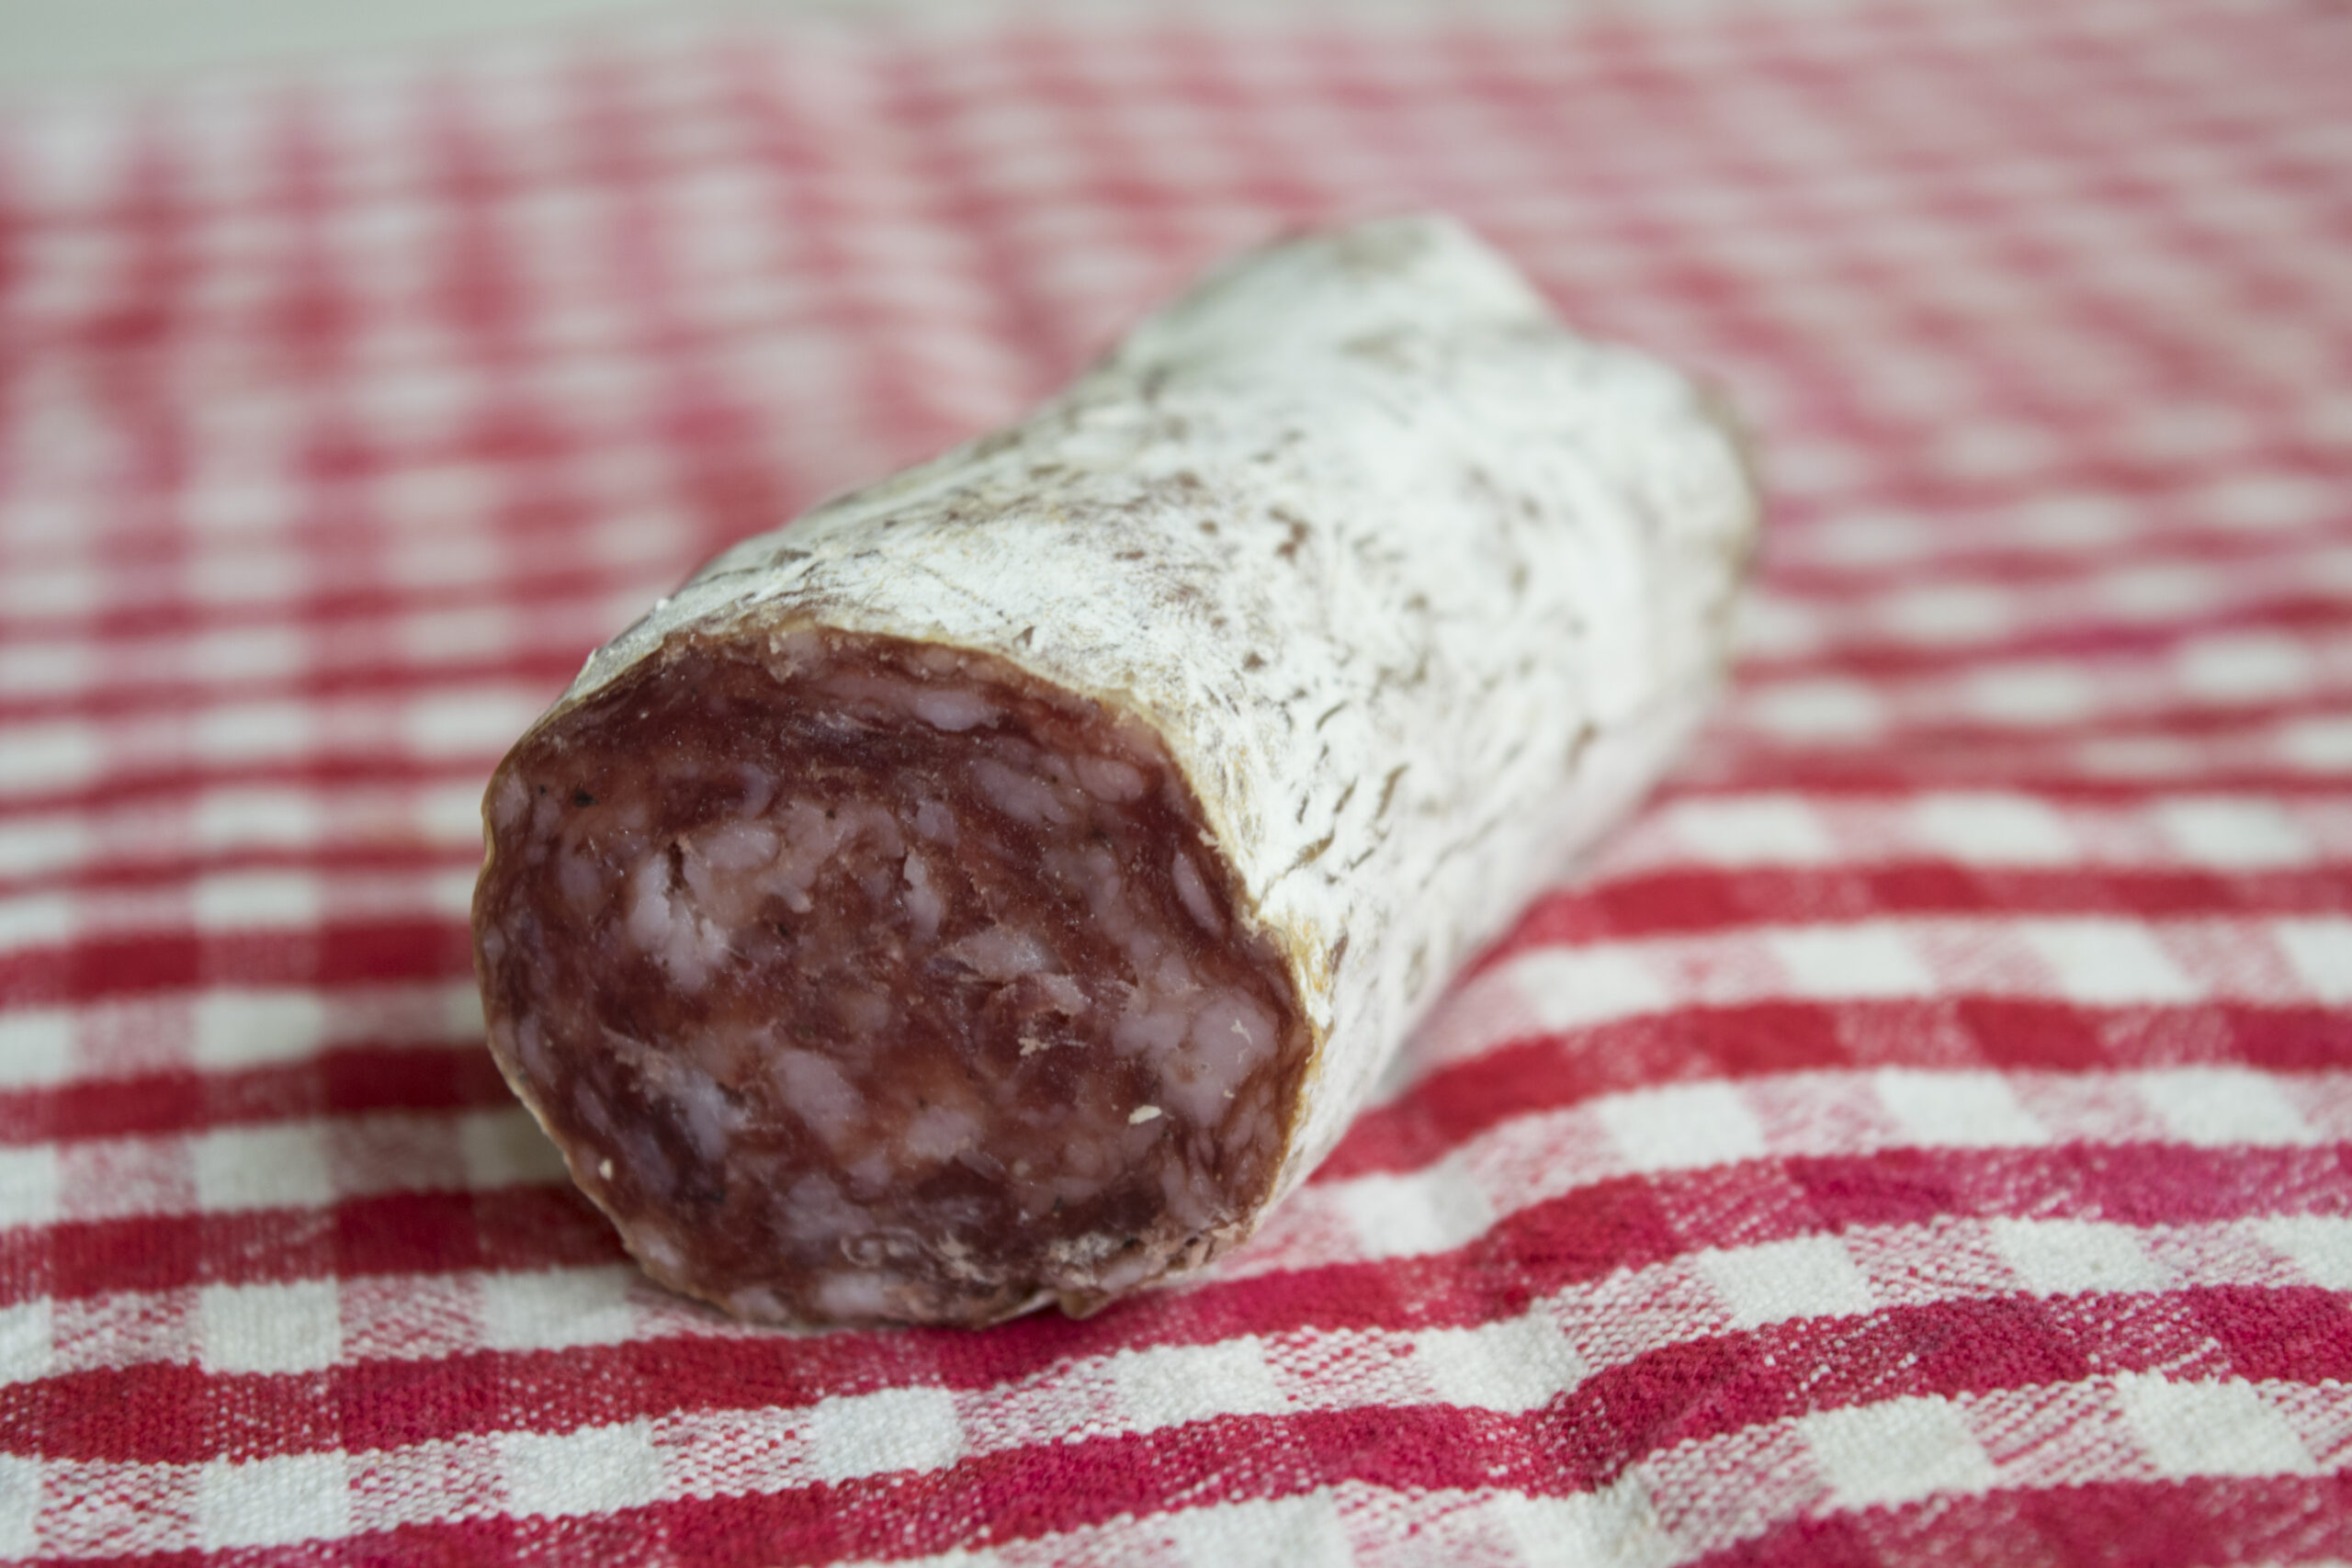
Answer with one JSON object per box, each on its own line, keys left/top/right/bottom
{"left": 471, "top": 213, "right": 1760, "bottom": 1328}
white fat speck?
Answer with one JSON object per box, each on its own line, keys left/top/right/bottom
{"left": 844, "top": 1149, "right": 893, "bottom": 1198}
{"left": 781, "top": 1171, "right": 869, "bottom": 1245}
{"left": 1061, "top": 845, "right": 1121, "bottom": 913}
{"left": 813, "top": 671, "right": 906, "bottom": 713}
{"left": 637, "top": 1230, "right": 685, "bottom": 1273}
{"left": 912, "top": 687, "right": 998, "bottom": 731}
{"left": 814, "top": 1271, "right": 896, "bottom": 1320}
{"left": 736, "top": 764, "right": 776, "bottom": 818}
{"left": 1046, "top": 1232, "right": 1120, "bottom": 1271}
{"left": 945, "top": 924, "right": 1052, "bottom": 978}
{"left": 1034, "top": 973, "right": 1088, "bottom": 1014}
{"left": 1117, "top": 925, "right": 1167, "bottom": 981}
{"left": 1112, "top": 996, "right": 1192, "bottom": 1059}
{"left": 1046, "top": 845, "right": 1176, "bottom": 980}
{"left": 902, "top": 1105, "right": 978, "bottom": 1163}
{"left": 1074, "top": 754, "right": 1148, "bottom": 802}
{"left": 1195, "top": 991, "right": 1274, "bottom": 1065}
{"left": 628, "top": 853, "right": 726, "bottom": 989}
{"left": 646, "top": 1055, "right": 738, "bottom": 1163}
{"left": 1159, "top": 1156, "right": 1216, "bottom": 1230}
{"left": 844, "top": 801, "right": 905, "bottom": 859}
{"left": 770, "top": 1047, "right": 863, "bottom": 1147}
{"left": 761, "top": 802, "right": 852, "bottom": 913}
{"left": 1091, "top": 1247, "right": 1160, "bottom": 1296}
{"left": 515, "top": 1017, "right": 550, "bottom": 1081}
{"left": 673, "top": 919, "right": 729, "bottom": 989}
{"left": 1128, "top": 1104, "right": 1163, "bottom": 1124}
{"left": 1152, "top": 952, "right": 1203, "bottom": 998}
{"left": 492, "top": 773, "right": 530, "bottom": 833}
{"left": 840, "top": 1231, "right": 899, "bottom": 1270}
{"left": 903, "top": 852, "right": 944, "bottom": 942}
{"left": 728, "top": 1287, "right": 785, "bottom": 1320}
{"left": 913, "top": 798, "right": 959, "bottom": 845}
{"left": 699, "top": 819, "right": 780, "bottom": 872}
{"left": 767, "top": 626, "right": 825, "bottom": 670}
{"left": 675, "top": 841, "right": 720, "bottom": 909}
{"left": 1166, "top": 1161, "right": 1223, "bottom": 1232}
{"left": 1170, "top": 849, "right": 1224, "bottom": 935}
{"left": 625, "top": 854, "right": 677, "bottom": 951}
{"left": 1155, "top": 990, "right": 1277, "bottom": 1122}
{"left": 970, "top": 757, "right": 1068, "bottom": 826}
{"left": 598, "top": 1157, "right": 615, "bottom": 1179}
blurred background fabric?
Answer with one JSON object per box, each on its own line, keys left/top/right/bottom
{"left": 3, "top": 0, "right": 2351, "bottom": 1562}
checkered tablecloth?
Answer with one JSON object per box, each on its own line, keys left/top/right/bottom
{"left": 4, "top": 0, "right": 2350, "bottom": 1562}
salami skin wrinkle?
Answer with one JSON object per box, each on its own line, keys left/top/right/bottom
{"left": 471, "top": 215, "right": 1760, "bottom": 1328}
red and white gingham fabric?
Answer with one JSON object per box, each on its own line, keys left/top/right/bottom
{"left": 4, "top": 0, "right": 2351, "bottom": 1562}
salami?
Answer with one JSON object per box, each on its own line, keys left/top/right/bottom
{"left": 472, "top": 215, "right": 1759, "bottom": 1327}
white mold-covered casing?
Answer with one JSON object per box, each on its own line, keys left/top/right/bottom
{"left": 544, "top": 214, "right": 1758, "bottom": 1225}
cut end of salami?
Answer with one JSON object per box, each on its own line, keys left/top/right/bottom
{"left": 471, "top": 212, "right": 1760, "bottom": 1329}
{"left": 474, "top": 628, "right": 1308, "bottom": 1325}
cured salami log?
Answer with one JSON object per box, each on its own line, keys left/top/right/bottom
{"left": 472, "top": 215, "right": 1759, "bottom": 1327}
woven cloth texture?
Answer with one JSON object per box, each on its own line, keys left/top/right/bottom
{"left": 4, "top": 0, "right": 2351, "bottom": 1562}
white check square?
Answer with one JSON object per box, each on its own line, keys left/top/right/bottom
{"left": 200, "top": 1280, "right": 343, "bottom": 1374}
{"left": 500, "top": 1421, "right": 665, "bottom": 1519}
{"left": 2117, "top": 1374, "right": 2314, "bottom": 1479}
{"left": 198, "top": 1453, "right": 350, "bottom": 1551}
{"left": 1802, "top": 1397, "right": 1997, "bottom": 1508}
{"left": 1699, "top": 1235, "right": 1877, "bottom": 1330}
{"left": 1597, "top": 1083, "right": 1767, "bottom": 1173}
{"left": 807, "top": 1385, "right": 965, "bottom": 1483}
